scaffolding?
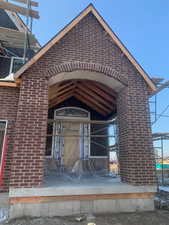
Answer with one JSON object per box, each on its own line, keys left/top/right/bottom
{"left": 153, "top": 133, "right": 169, "bottom": 186}
{"left": 45, "top": 118, "right": 118, "bottom": 184}
{"left": 0, "top": 0, "right": 40, "bottom": 76}
{"left": 150, "top": 78, "right": 169, "bottom": 186}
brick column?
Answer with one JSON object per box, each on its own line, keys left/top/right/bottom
{"left": 10, "top": 76, "right": 48, "bottom": 188}
{"left": 117, "top": 79, "right": 156, "bottom": 185}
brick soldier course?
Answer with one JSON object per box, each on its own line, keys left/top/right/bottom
{"left": 0, "top": 5, "right": 156, "bottom": 192}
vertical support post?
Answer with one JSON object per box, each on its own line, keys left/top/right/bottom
{"left": 117, "top": 82, "right": 156, "bottom": 185}
{"left": 10, "top": 76, "right": 48, "bottom": 188}
{"left": 154, "top": 94, "right": 157, "bottom": 123}
{"left": 161, "top": 137, "right": 164, "bottom": 186}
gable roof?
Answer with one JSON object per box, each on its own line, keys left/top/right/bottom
{"left": 14, "top": 4, "right": 156, "bottom": 91}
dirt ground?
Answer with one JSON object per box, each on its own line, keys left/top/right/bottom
{"left": 1, "top": 210, "right": 169, "bottom": 225}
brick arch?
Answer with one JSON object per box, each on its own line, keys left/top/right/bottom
{"left": 46, "top": 62, "right": 127, "bottom": 86}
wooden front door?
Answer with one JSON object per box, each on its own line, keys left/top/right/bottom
{"left": 63, "top": 122, "right": 80, "bottom": 170}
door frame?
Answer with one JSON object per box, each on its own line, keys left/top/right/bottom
{"left": 51, "top": 107, "right": 90, "bottom": 160}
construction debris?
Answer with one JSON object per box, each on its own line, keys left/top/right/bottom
{"left": 0, "top": 208, "right": 8, "bottom": 222}
{"left": 75, "top": 215, "right": 85, "bottom": 222}
{"left": 155, "top": 187, "right": 169, "bottom": 210}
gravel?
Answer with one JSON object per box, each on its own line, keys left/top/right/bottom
{"left": 1, "top": 210, "right": 169, "bottom": 225}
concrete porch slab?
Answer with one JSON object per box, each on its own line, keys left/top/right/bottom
{"left": 9, "top": 178, "right": 157, "bottom": 197}
{"left": 8, "top": 179, "right": 157, "bottom": 219}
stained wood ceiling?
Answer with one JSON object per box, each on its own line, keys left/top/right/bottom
{"left": 48, "top": 80, "right": 117, "bottom": 116}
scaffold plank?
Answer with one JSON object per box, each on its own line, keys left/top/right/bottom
{"left": 11, "top": 0, "right": 38, "bottom": 7}
{"left": 0, "top": 26, "right": 36, "bottom": 42}
{"left": 0, "top": 0, "right": 39, "bottom": 18}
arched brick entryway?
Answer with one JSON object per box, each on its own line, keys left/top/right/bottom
{"left": 46, "top": 62, "right": 127, "bottom": 86}
{"left": 10, "top": 62, "right": 156, "bottom": 188}
{"left": 10, "top": 64, "right": 124, "bottom": 188}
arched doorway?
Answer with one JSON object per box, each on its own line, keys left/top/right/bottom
{"left": 45, "top": 74, "right": 119, "bottom": 182}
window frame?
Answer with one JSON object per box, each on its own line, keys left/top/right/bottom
{"left": 46, "top": 107, "right": 90, "bottom": 158}
{"left": 9, "top": 57, "right": 24, "bottom": 74}
{"left": 0, "top": 120, "right": 8, "bottom": 169}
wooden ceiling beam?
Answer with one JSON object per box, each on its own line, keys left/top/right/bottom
{"left": 93, "top": 82, "right": 117, "bottom": 99}
{"left": 49, "top": 89, "right": 74, "bottom": 105}
{"left": 84, "top": 82, "right": 116, "bottom": 104}
{"left": 49, "top": 81, "right": 74, "bottom": 97}
{"left": 75, "top": 89, "right": 110, "bottom": 114}
{"left": 49, "top": 91, "right": 74, "bottom": 108}
{"left": 49, "top": 84, "right": 76, "bottom": 101}
{"left": 74, "top": 93, "right": 107, "bottom": 116}
{"left": 77, "top": 83, "right": 114, "bottom": 110}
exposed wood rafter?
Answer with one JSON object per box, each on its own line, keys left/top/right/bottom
{"left": 49, "top": 81, "right": 74, "bottom": 99}
{"left": 49, "top": 80, "right": 117, "bottom": 116}
{"left": 93, "top": 82, "right": 117, "bottom": 99}
{"left": 75, "top": 89, "right": 110, "bottom": 114}
{"left": 74, "top": 93, "right": 107, "bottom": 116}
{"left": 77, "top": 83, "right": 114, "bottom": 110}
{"left": 49, "top": 91, "right": 74, "bottom": 108}
{"left": 85, "top": 82, "right": 116, "bottom": 104}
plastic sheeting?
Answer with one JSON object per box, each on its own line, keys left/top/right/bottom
{"left": 0, "top": 208, "right": 8, "bottom": 222}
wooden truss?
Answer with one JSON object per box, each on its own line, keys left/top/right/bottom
{"left": 49, "top": 80, "right": 117, "bottom": 116}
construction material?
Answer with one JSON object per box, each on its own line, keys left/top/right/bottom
{"left": 1, "top": 41, "right": 39, "bottom": 50}
{"left": 11, "top": 0, "right": 38, "bottom": 7}
{"left": 151, "top": 80, "right": 169, "bottom": 97}
{"left": 153, "top": 132, "right": 169, "bottom": 186}
{"left": 48, "top": 119, "right": 115, "bottom": 125}
{"left": 0, "top": 26, "right": 36, "bottom": 42}
{"left": 0, "top": 0, "right": 39, "bottom": 19}
{"left": 0, "top": 208, "right": 8, "bottom": 222}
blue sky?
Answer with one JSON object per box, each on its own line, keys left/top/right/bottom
{"left": 30, "top": 0, "right": 169, "bottom": 154}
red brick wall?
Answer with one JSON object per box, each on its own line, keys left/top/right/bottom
{"left": 117, "top": 57, "right": 156, "bottom": 185}
{"left": 0, "top": 87, "right": 19, "bottom": 192}
{"left": 10, "top": 12, "right": 156, "bottom": 187}
{"left": 10, "top": 77, "right": 48, "bottom": 188}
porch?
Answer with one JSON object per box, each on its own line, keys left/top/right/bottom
{"left": 9, "top": 179, "right": 156, "bottom": 218}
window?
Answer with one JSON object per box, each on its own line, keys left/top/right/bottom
{"left": 55, "top": 107, "right": 89, "bottom": 118}
{"left": 90, "top": 123, "right": 108, "bottom": 157}
{"left": 9, "top": 57, "right": 24, "bottom": 74}
{"left": 0, "top": 121, "right": 7, "bottom": 168}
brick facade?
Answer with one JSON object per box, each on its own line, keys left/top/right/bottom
{"left": 0, "top": 87, "right": 19, "bottom": 192}
{"left": 10, "top": 77, "right": 48, "bottom": 188}
{"left": 117, "top": 59, "right": 156, "bottom": 185}
{"left": 6, "top": 12, "right": 156, "bottom": 189}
